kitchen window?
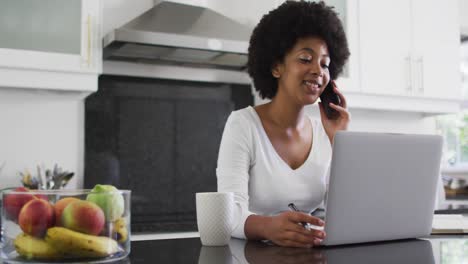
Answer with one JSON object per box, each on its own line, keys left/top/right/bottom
{"left": 437, "top": 111, "right": 468, "bottom": 166}
{"left": 436, "top": 40, "right": 468, "bottom": 166}
{"left": 434, "top": 40, "right": 468, "bottom": 209}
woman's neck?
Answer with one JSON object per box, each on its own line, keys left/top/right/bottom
{"left": 265, "top": 94, "right": 307, "bottom": 130}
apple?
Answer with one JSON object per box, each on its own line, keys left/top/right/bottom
{"left": 18, "top": 198, "right": 55, "bottom": 237}
{"left": 3, "top": 187, "right": 50, "bottom": 222}
{"left": 54, "top": 197, "right": 81, "bottom": 226}
{"left": 62, "top": 200, "right": 105, "bottom": 235}
{"left": 86, "top": 185, "right": 124, "bottom": 222}
{"left": 3, "top": 187, "right": 35, "bottom": 221}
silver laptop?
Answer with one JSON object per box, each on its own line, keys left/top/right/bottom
{"left": 321, "top": 131, "right": 443, "bottom": 246}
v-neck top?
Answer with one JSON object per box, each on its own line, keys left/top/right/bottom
{"left": 216, "top": 106, "right": 332, "bottom": 239}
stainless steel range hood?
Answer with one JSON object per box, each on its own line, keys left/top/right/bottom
{"left": 103, "top": 1, "right": 252, "bottom": 71}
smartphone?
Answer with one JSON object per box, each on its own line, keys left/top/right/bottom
{"left": 319, "top": 80, "right": 341, "bottom": 120}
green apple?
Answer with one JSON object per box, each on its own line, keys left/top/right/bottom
{"left": 86, "top": 185, "right": 124, "bottom": 222}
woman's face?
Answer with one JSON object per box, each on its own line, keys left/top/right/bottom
{"left": 272, "top": 37, "right": 331, "bottom": 105}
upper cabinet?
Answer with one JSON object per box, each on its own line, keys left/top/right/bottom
{"left": 358, "top": 0, "right": 461, "bottom": 100}
{"left": 0, "top": 0, "right": 102, "bottom": 92}
{"left": 358, "top": 0, "right": 412, "bottom": 97}
{"left": 411, "top": 0, "right": 461, "bottom": 100}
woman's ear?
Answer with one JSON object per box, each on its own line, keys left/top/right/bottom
{"left": 272, "top": 63, "right": 282, "bottom": 78}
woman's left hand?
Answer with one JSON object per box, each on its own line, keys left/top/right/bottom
{"left": 319, "top": 81, "right": 351, "bottom": 144}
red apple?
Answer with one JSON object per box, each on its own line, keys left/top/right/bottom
{"left": 3, "top": 187, "right": 49, "bottom": 222}
{"left": 62, "top": 200, "right": 105, "bottom": 236}
{"left": 3, "top": 187, "right": 35, "bottom": 221}
{"left": 18, "top": 198, "right": 55, "bottom": 237}
{"left": 54, "top": 197, "right": 80, "bottom": 226}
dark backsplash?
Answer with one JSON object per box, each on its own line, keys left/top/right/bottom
{"left": 84, "top": 75, "right": 253, "bottom": 232}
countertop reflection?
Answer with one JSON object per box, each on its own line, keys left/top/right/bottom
{"left": 124, "top": 236, "right": 467, "bottom": 264}
{"left": 240, "top": 239, "right": 434, "bottom": 264}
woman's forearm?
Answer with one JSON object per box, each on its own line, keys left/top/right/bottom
{"left": 244, "top": 214, "right": 272, "bottom": 240}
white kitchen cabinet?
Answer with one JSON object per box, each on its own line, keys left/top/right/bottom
{"left": 412, "top": 0, "right": 461, "bottom": 100}
{"left": 358, "top": 0, "right": 461, "bottom": 100}
{"left": 358, "top": 0, "right": 412, "bottom": 97}
{"left": 0, "top": 0, "right": 102, "bottom": 91}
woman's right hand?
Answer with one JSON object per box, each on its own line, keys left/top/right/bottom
{"left": 264, "top": 211, "right": 326, "bottom": 248}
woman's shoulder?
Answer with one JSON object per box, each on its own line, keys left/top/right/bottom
{"left": 227, "top": 106, "right": 258, "bottom": 126}
{"left": 222, "top": 106, "right": 259, "bottom": 149}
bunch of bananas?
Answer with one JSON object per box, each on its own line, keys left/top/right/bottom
{"left": 14, "top": 233, "right": 64, "bottom": 260}
{"left": 45, "top": 227, "right": 121, "bottom": 258}
{"left": 14, "top": 223, "right": 128, "bottom": 260}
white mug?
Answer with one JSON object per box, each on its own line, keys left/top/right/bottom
{"left": 196, "top": 192, "right": 234, "bottom": 246}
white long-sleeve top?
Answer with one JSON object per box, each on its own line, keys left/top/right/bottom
{"left": 216, "top": 106, "right": 332, "bottom": 239}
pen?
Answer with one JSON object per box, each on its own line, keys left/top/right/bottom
{"left": 288, "top": 203, "right": 311, "bottom": 230}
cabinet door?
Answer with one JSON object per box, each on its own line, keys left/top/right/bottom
{"left": 0, "top": 0, "right": 101, "bottom": 74}
{"left": 412, "top": 0, "right": 461, "bottom": 100}
{"left": 358, "top": 0, "right": 412, "bottom": 96}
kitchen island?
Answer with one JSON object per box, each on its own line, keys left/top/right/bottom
{"left": 117, "top": 235, "right": 468, "bottom": 264}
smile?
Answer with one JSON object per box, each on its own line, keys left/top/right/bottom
{"left": 303, "top": 80, "right": 322, "bottom": 94}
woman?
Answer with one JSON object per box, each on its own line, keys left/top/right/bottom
{"left": 217, "top": 1, "right": 350, "bottom": 248}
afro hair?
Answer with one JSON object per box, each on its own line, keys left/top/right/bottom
{"left": 247, "top": 1, "right": 350, "bottom": 99}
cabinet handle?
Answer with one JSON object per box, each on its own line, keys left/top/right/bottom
{"left": 87, "top": 15, "right": 92, "bottom": 67}
{"left": 82, "top": 14, "right": 92, "bottom": 68}
{"left": 405, "top": 56, "right": 412, "bottom": 93}
{"left": 86, "top": 15, "right": 92, "bottom": 67}
{"left": 417, "top": 57, "right": 424, "bottom": 94}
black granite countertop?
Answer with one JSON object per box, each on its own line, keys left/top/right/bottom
{"left": 115, "top": 235, "right": 468, "bottom": 264}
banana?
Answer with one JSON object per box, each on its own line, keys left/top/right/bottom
{"left": 45, "top": 227, "right": 122, "bottom": 258}
{"left": 14, "top": 233, "right": 64, "bottom": 260}
{"left": 112, "top": 217, "right": 129, "bottom": 243}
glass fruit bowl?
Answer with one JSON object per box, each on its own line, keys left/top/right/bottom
{"left": 0, "top": 186, "right": 131, "bottom": 263}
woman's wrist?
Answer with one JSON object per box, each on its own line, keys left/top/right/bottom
{"left": 261, "top": 215, "right": 273, "bottom": 240}
{"left": 245, "top": 214, "right": 273, "bottom": 241}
